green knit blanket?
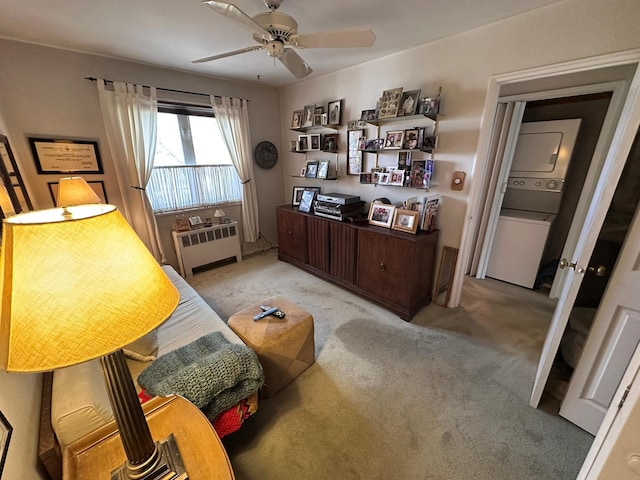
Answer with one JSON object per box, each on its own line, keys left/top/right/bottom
{"left": 138, "top": 332, "right": 264, "bottom": 421}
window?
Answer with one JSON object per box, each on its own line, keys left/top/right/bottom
{"left": 147, "top": 104, "right": 241, "bottom": 213}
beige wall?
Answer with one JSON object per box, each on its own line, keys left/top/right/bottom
{"left": 277, "top": 0, "right": 640, "bottom": 256}
{"left": 0, "top": 39, "right": 284, "bottom": 270}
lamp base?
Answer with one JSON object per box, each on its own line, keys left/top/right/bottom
{"left": 110, "top": 434, "right": 188, "bottom": 480}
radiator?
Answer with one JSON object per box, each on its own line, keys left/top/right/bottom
{"left": 172, "top": 221, "right": 242, "bottom": 277}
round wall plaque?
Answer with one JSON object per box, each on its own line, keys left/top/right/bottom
{"left": 254, "top": 141, "right": 278, "bottom": 169}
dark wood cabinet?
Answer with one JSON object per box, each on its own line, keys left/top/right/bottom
{"left": 276, "top": 207, "right": 308, "bottom": 264}
{"left": 276, "top": 205, "right": 438, "bottom": 320}
{"left": 307, "top": 216, "right": 357, "bottom": 284}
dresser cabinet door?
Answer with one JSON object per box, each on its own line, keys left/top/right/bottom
{"left": 329, "top": 222, "right": 358, "bottom": 284}
{"left": 307, "top": 216, "right": 329, "bottom": 272}
{"left": 357, "top": 230, "right": 413, "bottom": 307}
{"left": 276, "top": 207, "right": 308, "bottom": 264}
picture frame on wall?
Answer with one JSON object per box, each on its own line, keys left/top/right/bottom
{"left": 323, "top": 133, "right": 338, "bottom": 152}
{"left": 313, "top": 114, "right": 323, "bottom": 126}
{"left": 377, "top": 87, "right": 403, "bottom": 119}
{"left": 368, "top": 203, "right": 395, "bottom": 228}
{"left": 302, "top": 104, "right": 315, "bottom": 127}
{"left": 291, "top": 110, "right": 303, "bottom": 128}
{"left": 309, "top": 134, "right": 321, "bottom": 151}
{"left": 418, "top": 96, "right": 441, "bottom": 115}
{"left": 403, "top": 129, "right": 420, "bottom": 149}
{"left": 305, "top": 161, "right": 319, "bottom": 178}
{"left": 327, "top": 99, "right": 342, "bottom": 125}
{"left": 398, "top": 89, "right": 421, "bottom": 116}
{"left": 384, "top": 130, "right": 404, "bottom": 149}
{"left": 348, "top": 129, "right": 363, "bottom": 175}
{"left": 47, "top": 180, "right": 108, "bottom": 207}
{"left": 391, "top": 209, "right": 420, "bottom": 234}
{"left": 28, "top": 137, "right": 103, "bottom": 174}
{"left": 317, "top": 160, "right": 330, "bottom": 179}
{"left": 298, "top": 135, "right": 309, "bottom": 151}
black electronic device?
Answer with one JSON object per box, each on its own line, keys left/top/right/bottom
{"left": 316, "top": 193, "right": 360, "bottom": 205}
{"left": 313, "top": 200, "right": 364, "bottom": 221}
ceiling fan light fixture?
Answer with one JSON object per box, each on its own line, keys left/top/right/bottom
{"left": 266, "top": 41, "right": 284, "bottom": 58}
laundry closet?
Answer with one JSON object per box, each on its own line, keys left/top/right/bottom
{"left": 485, "top": 93, "right": 613, "bottom": 294}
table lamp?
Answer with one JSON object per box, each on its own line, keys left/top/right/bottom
{"left": 56, "top": 176, "right": 101, "bottom": 210}
{"left": 214, "top": 209, "right": 226, "bottom": 224}
{"left": 0, "top": 205, "right": 187, "bottom": 480}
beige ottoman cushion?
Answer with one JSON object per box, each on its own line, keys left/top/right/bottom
{"left": 228, "top": 297, "right": 315, "bottom": 398}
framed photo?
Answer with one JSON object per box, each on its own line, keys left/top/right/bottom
{"left": 298, "top": 189, "right": 316, "bottom": 213}
{"left": 290, "top": 140, "right": 297, "bottom": 152}
{"left": 348, "top": 129, "right": 363, "bottom": 175}
{"left": 360, "top": 109, "right": 377, "bottom": 121}
{"left": 291, "top": 110, "right": 303, "bottom": 128}
{"left": 399, "top": 89, "right": 421, "bottom": 116}
{"left": 28, "top": 137, "right": 103, "bottom": 174}
{"left": 398, "top": 151, "right": 412, "bottom": 169}
{"left": 392, "top": 209, "right": 420, "bottom": 234}
{"left": 365, "top": 138, "right": 384, "bottom": 151}
{"left": 403, "top": 129, "right": 420, "bottom": 149}
{"left": 300, "top": 166, "right": 307, "bottom": 177}
{"left": 323, "top": 133, "right": 338, "bottom": 152}
{"left": 327, "top": 99, "right": 342, "bottom": 125}
{"left": 0, "top": 410, "right": 12, "bottom": 477}
{"left": 377, "top": 87, "right": 403, "bottom": 119}
{"left": 384, "top": 130, "right": 404, "bottom": 149}
{"left": 302, "top": 104, "right": 315, "bottom": 127}
{"left": 47, "top": 180, "right": 108, "bottom": 207}
{"left": 309, "top": 134, "right": 321, "bottom": 151}
{"left": 359, "top": 172, "right": 373, "bottom": 184}
{"left": 291, "top": 186, "right": 320, "bottom": 206}
{"left": 368, "top": 203, "right": 395, "bottom": 228}
{"left": 418, "top": 96, "right": 441, "bottom": 115}
{"left": 313, "top": 114, "right": 323, "bottom": 126}
{"left": 389, "top": 168, "right": 405, "bottom": 186}
{"left": 317, "top": 160, "right": 330, "bottom": 179}
{"left": 305, "top": 161, "right": 318, "bottom": 178}
{"left": 377, "top": 172, "right": 390, "bottom": 185}
{"left": 314, "top": 106, "right": 324, "bottom": 114}
{"left": 423, "top": 135, "right": 439, "bottom": 151}
{"left": 298, "top": 135, "right": 309, "bottom": 151}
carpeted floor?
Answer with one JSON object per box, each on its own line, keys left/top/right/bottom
{"left": 188, "top": 251, "right": 593, "bottom": 480}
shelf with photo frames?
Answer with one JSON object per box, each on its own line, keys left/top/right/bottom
{"left": 291, "top": 155, "right": 339, "bottom": 181}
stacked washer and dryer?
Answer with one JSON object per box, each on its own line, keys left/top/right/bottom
{"left": 486, "top": 119, "right": 582, "bottom": 289}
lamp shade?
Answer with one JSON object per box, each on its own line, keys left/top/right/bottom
{"left": 0, "top": 205, "right": 179, "bottom": 372}
{"left": 56, "top": 176, "right": 101, "bottom": 207}
{"left": 213, "top": 209, "right": 226, "bottom": 218}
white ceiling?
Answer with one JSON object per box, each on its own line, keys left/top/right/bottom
{"left": 0, "top": 0, "right": 564, "bottom": 88}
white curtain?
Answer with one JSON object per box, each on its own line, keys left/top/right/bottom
{"left": 211, "top": 96, "right": 260, "bottom": 243}
{"left": 96, "top": 80, "right": 165, "bottom": 261}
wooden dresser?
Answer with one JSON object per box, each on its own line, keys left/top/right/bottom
{"left": 276, "top": 205, "right": 438, "bottom": 320}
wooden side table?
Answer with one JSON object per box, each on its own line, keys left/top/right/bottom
{"left": 63, "top": 395, "right": 235, "bottom": 480}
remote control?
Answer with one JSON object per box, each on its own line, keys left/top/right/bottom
{"left": 259, "top": 305, "right": 286, "bottom": 319}
{"left": 254, "top": 307, "right": 278, "bottom": 320}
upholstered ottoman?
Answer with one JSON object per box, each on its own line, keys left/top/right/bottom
{"left": 228, "top": 297, "right": 315, "bottom": 398}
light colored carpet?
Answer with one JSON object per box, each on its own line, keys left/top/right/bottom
{"left": 188, "top": 252, "right": 593, "bottom": 480}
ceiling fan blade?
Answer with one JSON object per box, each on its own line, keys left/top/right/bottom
{"left": 192, "top": 45, "right": 264, "bottom": 64}
{"left": 279, "top": 48, "right": 313, "bottom": 79}
{"left": 202, "top": 1, "right": 274, "bottom": 42}
{"left": 292, "top": 29, "right": 376, "bottom": 49}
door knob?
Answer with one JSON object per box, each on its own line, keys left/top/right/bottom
{"left": 559, "top": 258, "right": 577, "bottom": 270}
{"left": 587, "top": 265, "right": 606, "bottom": 277}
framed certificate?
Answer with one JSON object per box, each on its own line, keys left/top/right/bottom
{"left": 28, "top": 137, "right": 103, "bottom": 174}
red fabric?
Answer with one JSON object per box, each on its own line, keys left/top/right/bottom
{"left": 137, "top": 389, "right": 255, "bottom": 438}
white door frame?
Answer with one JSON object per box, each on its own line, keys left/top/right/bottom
{"left": 451, "top": 49, "right": 640, "bottom": 307}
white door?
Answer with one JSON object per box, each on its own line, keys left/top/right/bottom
{"left": 559, "top": 161, "right": 640, "bottom": 435}
{"left": 530, "top": 72, "right": 640, "bottom": 408}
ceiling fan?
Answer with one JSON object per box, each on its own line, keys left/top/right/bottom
{"left": 192, "top": 0, "right": 376, "bottom": 79}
